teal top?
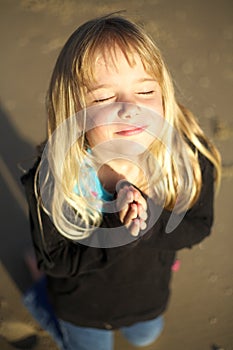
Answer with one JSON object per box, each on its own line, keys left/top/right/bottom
{"left": 74, "top": 164, "right": 114, "bottom": 210}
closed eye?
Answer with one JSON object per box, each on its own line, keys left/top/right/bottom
{"left": 137, "top": 90, "right": 155, "bottom": 95}
{"left": 93, "top": 96, "right": 115, "bottom": 103}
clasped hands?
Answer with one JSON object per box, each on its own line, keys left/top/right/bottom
{"left": 116, "top": 183, "right": 148, "bottom": 237}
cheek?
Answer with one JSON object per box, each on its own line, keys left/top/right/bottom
{"left": 86, "top": 105, "right": 117, "bottom": 129}
{"left": 158, "top": 99, "right": 164, "bottom": 116}
{"left": 152, "top": 95, "right": 164, "bottom": 117}
{"left": 86, "top": 127, "right": 111, "bottom": 147}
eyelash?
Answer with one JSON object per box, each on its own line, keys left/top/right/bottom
{"left": 138, "top": 90, "right": 155, "bottom": 95}
{"left": 94, "top": 96, "right": 114, "bottom": 103}
{"left": 93, "top": 91, "right": 155, "bottom": 103}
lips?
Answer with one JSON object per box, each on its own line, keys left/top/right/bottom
{"left": 115, "top": 126, "right": 147, "bottom": 136}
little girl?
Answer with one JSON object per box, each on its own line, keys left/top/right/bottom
{"left": 21, "top": 13, "right": 221, "bottom": 350}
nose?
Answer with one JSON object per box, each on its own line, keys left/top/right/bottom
{"left": 117, "top": 102, "right": 141, "bottom": 120}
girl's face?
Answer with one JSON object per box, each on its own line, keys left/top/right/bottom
{"left": 84, "top": 46, "right": 164, "bottom": 157}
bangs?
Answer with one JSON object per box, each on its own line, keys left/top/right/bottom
{"left": 76, "top": 22, "right": 162, "bottom": 91}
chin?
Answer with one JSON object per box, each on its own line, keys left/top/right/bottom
{"left": 117, "top": 145, "right": 147, "bottom": 157}
{"left": 92, "top": 139, "right": 148, "bottom": 161}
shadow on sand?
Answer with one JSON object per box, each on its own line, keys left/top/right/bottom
{"left": 0, "top": 103, "right": 37, "bottom": 292}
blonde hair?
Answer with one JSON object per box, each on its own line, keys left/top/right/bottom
{"left": 37, "top": 13, "right": 221, "bottom": 240}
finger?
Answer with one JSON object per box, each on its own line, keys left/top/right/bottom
{"left": 129, "top": 187, "right": 147, "bottom": 211}
{"left": 138, "top": 195, "right": 147, "bottom": 211}
{"left": 139, "top": 220, "right": 147, "bottom": 231}
{"left": 119, "top": 198, "right": 137, "bottom": 224}
{"left": 136, "top": 204, "right": 147, "bottom": 231}
{"left": 130, "top": 186, "right": 139, "bottom": 201}
{"left": 139, "top": 211, "right": 148, "bottom": 222}
{"left": 129, "top": 218, "right": 140, "bottom": 237}
{"left": 117, "top": 187, "right": 134, "bottom": 210}
{"left": 135, "top": 203, "right": 147, "bottom": 220}
{"left": 123, "top": 203, "right": 138, "bottom": 226}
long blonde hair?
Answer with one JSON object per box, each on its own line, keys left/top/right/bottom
{"left": 37, "top": 13, "right": 221, "bottom": 240}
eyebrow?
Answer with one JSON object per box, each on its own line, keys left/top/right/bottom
{"left": 87, "top": 78, "right": 156, "bottom": 94}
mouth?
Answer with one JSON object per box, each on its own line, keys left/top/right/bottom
{"left": 115, "top": 126, "right": 147, "bottom": 136}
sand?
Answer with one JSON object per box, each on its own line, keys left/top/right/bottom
{"left": 0, "top": 0, "right": 233, "bottom": 349}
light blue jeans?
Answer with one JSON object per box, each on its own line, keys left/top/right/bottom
{"left": 23, "top": 277, "right": 163, "bottom": 350}
{"left": 59, "top": 316, "right": 164, "bottom": 350}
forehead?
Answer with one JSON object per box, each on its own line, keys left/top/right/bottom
{"left": 95, "top": 47, "right": 141, "bottom": 72}
{"left": 81, "top": 42, "right": 158, "bottom": 91}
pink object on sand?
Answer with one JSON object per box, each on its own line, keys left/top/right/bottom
{"left": 172, "top": 259, "right": 181, "bottom": 272}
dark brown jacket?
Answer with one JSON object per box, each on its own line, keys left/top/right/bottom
{"left": 21, "top": 152, "right": 214, "bottom": 329}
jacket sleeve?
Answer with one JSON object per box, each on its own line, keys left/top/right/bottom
{"left": 148, "top": 152, "right": 215, "bottom": 250}
{"left": 21, "top": 164, "right": 129, "bottom": 278}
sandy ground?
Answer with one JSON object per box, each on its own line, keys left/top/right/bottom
{"left": 0, "top": 0, "right": 233, "bottom": 349}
